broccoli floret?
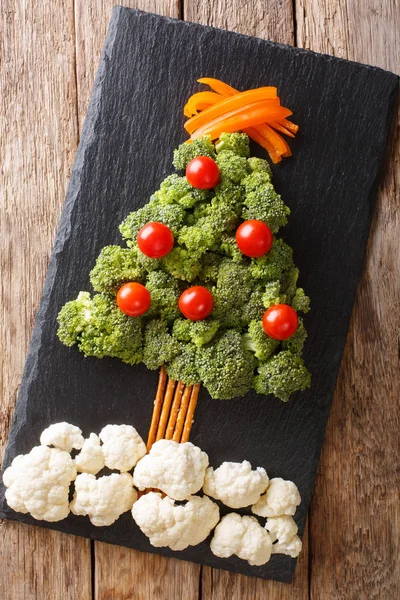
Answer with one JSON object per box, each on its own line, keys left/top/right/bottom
{"left": 178, "top": 220, "right": 219, "bottom": 258}
{"left": 242, "top": 170, "right": 272, "bottom": 193}
{"left": 213, "top": 260, "right": 253, "bottom": 324}
{"left": 282, "top": 318, "right": 307, "bottom": 354}
{"left": 243, "top": 320, "right": 279, "bottom": 361}
{"left": 153, "top": 174, "right": 210, "bottom": 209}
{"left": 119, "top": 203, "right": 186, "bottom": 241}
{"left": 219, "top": 234, "right": 245, "bottom": 263}
{"left": 216, "top": 151, "right": 250, "bottom": 184}
{"left": 198, "top": 252, "right": 223, "bottom": 283}
{"left": 206, "top": 198, "right": 240, "bottom": 233}
{"left": 89, "top": 246, "right": 145, "bottom": 293}
{"left": 215, "top": 132, "right": 250, "bottom": 158}
{"left": 143, "top": 320, "right": 181, "bottom": 370}
{"left": 241, "top": 287, "right": 265, "bottom": 324}
{"left": 249, "top": 239, "right": 294, "bottom": 283}
{"left": 145, "top": 271, "right": 181, "bottom": 323}
{"left": 163, "top": 247, "right": 202, "bottom": 282}
{"left": 172, "top": 318, "right": 220, "bottom": 348}
{"left": 57, "top": 292, "right": 143, "bottom": 365}
{"left": 197, "top": 330, "right": 256, "bottom": 399}
{"left": 291, "top": 287, "right": 311, "bottom": 313}
{"left": 165, "top": 342, "right": 200, "bottom": 385}
{"left": 173, "top": 136, "right": 216, "bottom": 170}
{"left": 253, "top": 350, "right": 311, "bottom": 402}
{"left": 136, "top": 249, "right": 164, "bottom": 273}
{"left": 247, "top": 156, "right": 272, "bottom": 178}
{"left": 262, "top": 281, "right": 285, "bottom": 308}
{"left": 214, "top": 180, "right": 245, "bottom": 213}
{"left": 242, "top": 183, "right": 290, "bottom": 232}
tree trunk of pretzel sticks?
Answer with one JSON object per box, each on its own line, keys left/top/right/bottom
{"left": 146, "top": 366, "right": 200, "bottom": 450}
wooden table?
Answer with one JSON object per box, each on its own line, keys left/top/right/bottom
{"left": 1, "top": 1, "right": 399, "bottom": 598}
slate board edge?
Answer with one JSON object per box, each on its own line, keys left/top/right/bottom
{"left": 0, "top": 5, "right": 398, "bottom": 585}
{"left": 118, "top": 5, "right": 399, "bottom": 79}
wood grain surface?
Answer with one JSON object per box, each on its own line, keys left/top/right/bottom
{"left": 1, "top": 1, "right": 398, "bottom": 599}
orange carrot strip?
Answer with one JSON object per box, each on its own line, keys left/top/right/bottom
{"left": 165, "top": 381, "right": 185, "bottom": 439}
{"left": 191, "top": 102, "right": 292, "bottom": 141}
{"left": 269, "top": 120, "right": 295, "bottom": 138}
{"left": 255, "top": 123, "right": 289, "bottom": 156}
{"left": 172, "top": 385, "right": 192, "bottom": 442}
{"left": 244, "top": 127, "right": 282, "bottom": 164}
{"left": 278, "top": 118, "right": 299, "bottom": 134}
{"left": 197, "top": 77, "right": 240, "bottom": 97}
{"left": 185, "top": 89, "right": 280, "bottom": 134}
{"left": 184, "top": 91, "right": 223, "bottom": 117}
{"left": 156, "top": 378, "right": 176, "bottom": 441}
{"left": 181, "top": 385, "right": 201, "bottom": 443}
{"left": 146, "top": 366, "right": 167, "bottom": 450}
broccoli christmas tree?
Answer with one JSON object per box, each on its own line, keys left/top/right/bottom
{"left": 57, "top": 132, "right": 311, "bottom": 445}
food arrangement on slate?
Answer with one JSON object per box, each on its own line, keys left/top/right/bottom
{"left": 0, "top": 7, "right": 397, "bottom": 583}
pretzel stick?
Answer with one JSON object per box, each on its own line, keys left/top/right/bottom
{"left": 181, "top": 384, "right": 201, "bottom": 442}
{"left": 172, "top": 385, "right": 192, "bottom": 442}
{"left": 146, "top": 366, "right": 167, "bottom": 450}
{"left": 156, "top": 378, "right": 176, "bottom": 441}
{"left": 165, "top": 381, "right": 185, "bottom": 439}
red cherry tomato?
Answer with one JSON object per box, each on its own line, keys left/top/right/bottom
{"left": 179, "top": 286, "right": 214, "bottom": 321}
{"left": 137, "top": 222, "right": 174, "bottom": 258}
{"left": 116, "top": 282, "right": 151, "bottom": 317}
{"left": 262, "top": 304, "right": 298, "bottom": 340}
{"left": 186, "top": 156, "right": 220, "bottom": 189}
{"left": 235, "top": 220, "right": 273, "bottom": 258}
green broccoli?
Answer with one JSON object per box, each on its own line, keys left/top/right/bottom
{"left": 89, "top": 246, "right": 145, "bottom": 293}
{"left": 163, "top": 247, "right": 202, "bottom": 282}
{"left": 197, "top": 330, "right": 256, "bottom": 399}
{"left": 216, "top": 151, "right": 250, "bottom": 184}
{"left": 241, "top": 287, "right": 265, "bottom": 324}
{"left": 119, "top": 203, "right": 186, "bottom": 241}
{"left": 249, "top": 239, "right": 294, "bottom": 283}
{"left": 253, "top": 350, "right": 311, "bottom": 402}
{"left": 247, "top": 156, "right": 272, "bottom": 178}
{"left": 145, "top": 271, "right": 181, "bottom": 323}
{"left": 204, "top": 199, "right": 239, "bottom": 233}
{"left": 173, "top": 136, "right": 216, "bottom": 170}
{"left": 215, "top": 132, "right": 250, "bottom": 158}
{"left": 172, "top": 318, "right": 220, "bottom": 348}
{"left": 153, "top": 174, "right": 210, "bottom": 209}
{"left": 243, "top": 320, "right": 279, "bottom": 362}
{"left": 282, "top": 318, "right": 307, "bottom": 354}
{"left": 262, "top": 280, "right": 285, "bottom": 308}
{"left": 219, "top": 233, "right": 245, "bottom": 263}
{"left": 143, "top": 320, "right": 181, "bottom": 370}
{"left": 165, "top": 342, "right": 200, "bottom": 385}
{"left": 214, "top": 180, "right": 245, "bottom": 213}
{"left": 178, "top": 221, "right": 219, "bottom": 258}
{"left": 242, "top": 170, "right": 272, "bottom": 193}
{"left": 242, "top": 184, "right": 290, "bottom": 232}
{"left": 198, "top": 252, "right": 223, "bottom": 283}
{"left": 57, "top": 292, "right": 143, "bottom": 365}
{"left": 291, "top": 287, "right": 311, "bottom": 313}
{"left": 137, "top": 249, "right": 164, "bottom": 273}
{"left": 213, "top": 259, "right": 253, "bottom": 325}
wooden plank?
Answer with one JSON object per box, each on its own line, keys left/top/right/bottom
{"left": 0, "top": 1, "right": 92, "bottom": 599}
{"left": 72, "top": 3, "right": 202, "bottom": 598}
{"left": 295, "top": 1, "right": 400, "bottom": 598}
{"left": 184, "top": 2, "right": 310, "bottom": 597}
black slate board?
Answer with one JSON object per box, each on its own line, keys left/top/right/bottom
{"left": 1, "top": 6, "right": 398, "bottom": 583}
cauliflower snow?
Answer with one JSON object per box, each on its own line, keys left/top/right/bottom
{"left": 272, "top": 535, "right": 302, "bottom": 558}
{"left": 70, "top": 472, "right": 136, "bottom": 526}
{"left": 210, "top": 513, "right": 272, "bottom": 566}
{"left": 265, "top": 515, "right": 298, "bottom": 542}
{"left": 132, "top": 491, "right": 219, "bottom": 551}
{"left": 75, "top": 433, "right": 105, "bottom": 475}
{"left": 40, "top": 422, "right": 84, "bottom": 452}
{"left": 2, "top": 446, "right": 77, "bottom": 522}
{"left": 252, "top": 477, "right": 301, "bottom": 517}
{"left": 99, "top": 424, "right": 146, "bottom": 472}
{"left": 203, "top": 460, "right": 269, "bottom": 508}
{"left": 133, "top": 439, "right": 209, "bottom": 500}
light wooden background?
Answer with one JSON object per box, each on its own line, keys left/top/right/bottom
{"left": 1, "top": 1, "right": 399, "bottom": 598}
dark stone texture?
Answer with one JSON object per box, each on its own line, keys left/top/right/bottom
{"left": 0, "top": 7, "right": 398, "bottom": 583}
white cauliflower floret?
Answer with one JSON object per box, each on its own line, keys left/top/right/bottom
{"left": 203, "top": 460, "right": 269, "bottom": 508}
{"left": 70, "top": 472, "right": 136, "bottom": 526}
{"left": 40, "top": 422, "right": 84, "bottom": 452}
{"left": 75, "top": 433, "right": 105, "bottom": 475}
{"left": 132, "top": 492, "right": 219, "bottom": 551}
{"left": 265, "top": 515, "right": 298, "bottom": 542}
{"left": 3, "top": 446, "right": 77, "bottom": 522}
{"left": 133, "top": 440, "right": 209, "bottom": 500}
{"left": 272, "top": 535, "right": 302, "bottom": 558}
{"left": 99, "top": 424, "right": 146, "bottom": 472}
{"left": 210, "top": 513, "right": 272, "bottom": 566}
{"left": 252, "top": 477, "right": 301, "bottom": 517}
